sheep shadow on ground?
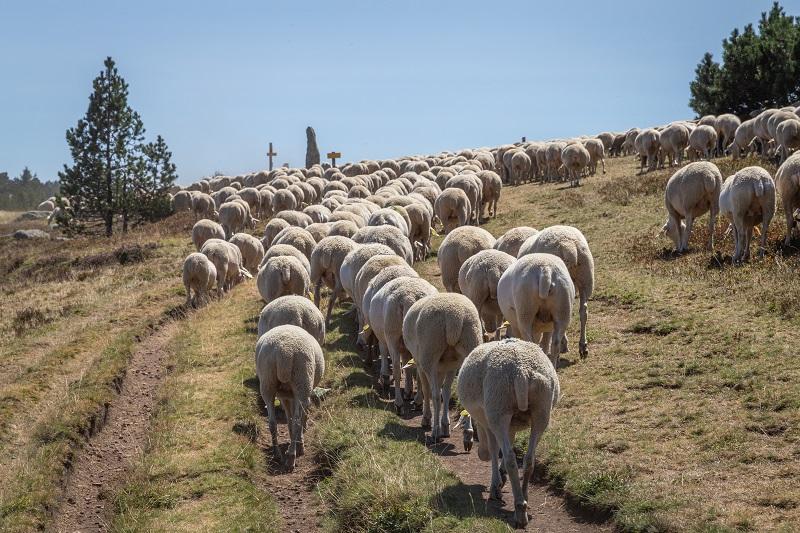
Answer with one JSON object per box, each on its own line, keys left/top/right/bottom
{"left": 435, "top": 481, "right": 517, "bottom": 524}
{"left": 376, "top": 420, "right": 423, "bottom": 443}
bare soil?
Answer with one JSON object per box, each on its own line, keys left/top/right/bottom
{"left": 49, "top": 322, "right": 178, "bottom": 532}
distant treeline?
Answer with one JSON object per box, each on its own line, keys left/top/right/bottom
{"left": 0, "top": 168, "right": 60, "bottom": 210}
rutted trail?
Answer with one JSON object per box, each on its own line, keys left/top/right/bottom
{"left": 50, "top": 321, "right": 178, "bottom": 532}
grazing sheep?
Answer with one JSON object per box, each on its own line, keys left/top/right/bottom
{"left": 191, "top": 192, "right": 218, "bottom": 220}
{"left": 494, "top": 226, "right": 538, "bottom": 257}
{"left": 273, "top": 210, "right": 313, "bottom": 228}
{"left": 522, "top": 226, "right": 594, "bottom": 358}
{"left": 257, "top": 295, "right": 325, "bottom": 343}
{"left": 255, "top": 325, "right": 324, "bottom": 470}
{"left": 438, "top": 226, "right": 497, "bottom": 293}
{"left": 201, "top": 238, "right": 253, "bottom": 296}
{"left": 310, "top": 236, "right": 359, "bottom": 325}
{"left": 659, "top": 123, "right": 690, "bottom": 167}
{"left": 263, "top": 218, "right": 291, "bottom": 248}
{"left": 445, "top": 174, "right": 483, "bottom": 224}
{"left": 404, "top": 201, "right": 433, "bottom": 261}
{"left": 352, "top": 225, "right": 414, "bottom": 264}
{"left": 368, "top": 276, "right": 438, "bottom": 412}
{"left": 172, "top": 190, "right": 194, "bottom": 213}
{"left": 402, "top": 293, "right": 482, "bottom": 442}
{"left": 327, "top": 219, "right": 360, "bottom": 239}
{"left": 510, "top": 151, "right": 532, "bottom": 186}
{"left": 435, "top": 187, "right": 471, "bottom": 233}
{"left": 192, "top": 219, "right": 225, "bottom": 251}
{"left": 457, "top": 338, "right": 560, "bottom": 528}
{"left": 261, "top": 244, "right": 311, "bottom": 275}
{"left": 727, "top": 119, "right": 757, "bottom": 159}
{"left": 497, "top": 253, "right": 575, "bottom": 366}
{"left": 353, "top": 254, "right": 411, "bottom": 320}
{"left": 37, "top": 199, "right": 55, "bottom": 212}
{"left": 477, "top": 170, "right": 502, "bottom": 219}
{"left": 582, "top": 138, "right": 606, "bottom": 175}
{"left": 305, "top": 222, "right": 330, "bottom": 243}
{"left": 272, "top": 227, "right": 316, "bottom": 261}
{"left": 776, "top": 119, "right": 800, "bottom": 163}
{"left": 182, "top": 252, "right": 217, "bottom": 307}
{"left": 715, "top": 114, "right": 741, "bottom": 156}
{"left": 634, "top": 129, "right": 661, "bottom": 173}
{"left": 256, "top": 255, "right": 312, "bottom": 303}
{"left": 561, "top": 143, "right": 591, "bottom": 187}
{"left": 303, "top": 205, "right": 332, "bottom": 223}
{"left": 219, "top": 201, "right": 255, "bottom": 239}
{"left": 458, "top": 249, "right": 516, "bottom": 339}
{"left": 229, "top": 233, "right": 265, "bottom": 272}
{"left": 662, "top": 162, "right": 722, "bottom": 253}
{"left": 368, "top": 208, "right": 410, "bottom": 237}
{"left": 272, "top": 189, "right": 298, "bottom": 213}
{"left": 689, "top": 125, "right": 718, "bottom": 161}
{"left": 339, "top": 244, "right": 396, "bottom": 305}
{"left": 719, "top": 166, "right": 776, "bottom": 262}
{"left": 774, "top": 153, "right": 800, "bottom": 245}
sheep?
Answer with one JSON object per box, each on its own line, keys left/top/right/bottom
{"left": 560, "top": 143, "right": 591, "bottom": 186}
{"left": 497, "top": 253, "right": 575, "bottom": 366}
{"left": 261, "top": 244, "right": 311, "bottom": 275}
{"left": 582, "top": 138, "right": 606, "bottom": 175}
{"left": 200, "top": 238, "right": 253, "bottom": 296}
{"left": 510, "top": 151, "right": 531, "bottom": 186}
{"left": 257, "top": 295, "right": 325, "bottom": 343}
{"left": 37, "top": 199, "right": 55, "bottom": 212}
{"left": 303, "top": 205, "right": 332, "bottom": 223}
{"left": 521, "top": 226, "right": 594, "bottom": 358}
{"left": 327, "top": 219, "right": 360, "bottom": 239}
{"left": 309, "top": 236, "right": 359, "bottom": 325}
{"left": 715, "top": 114, "right": 741, "bottom": 156}
{"left": 728, "top": 119, "right": 757, "bottom": 159}
{"left": 273, "top": 210, "right": 313, "bottom": 228}
{"left": 434, "top": 187, "right": 471, "bottom": 233}
{"left": 191, "top": 192, "right": 218, "bottom": 220}
{"left": 305, "top": 222, "right": 330, "bottom": 243}
{"left": 328, "top": 209, "right": 366, "bottom": 228}
{"left": 192, "top": 219, "right": 225, "bottom": 251}
{"left": 218, "top": 201, "right": 253, "bottom": 239}
{"left": 255, "top": 325, "right": 324, "bottom": 470}
{"left": 272, "top": 189, "right": 298, "bottom": 213}
{"left": 405, "top": 201, "right": 432, "bottom": 261}
{"left": 438, "top": 226, "right": 497, "bottom": 293}
{"left": 256, "top": 255, "right": 311, "bottom": 303}
{"left": 458, "top": 249, "right": 516, "bottom": 339}
{"left": 456, "top": 338, "right": 560, "bottom": 528}
{"left": 776, "top": 118, "right": 800, "bottom": 164}
{"left": 659, "top": 123, "right": 690, "bottom": 167}
{"left": 339, "top": 243, "right": 396, "bottom": 306}
{"left": 634, "top": 129, "right": 661, "bottom": 173}
{"left": 182, "top": 252, "right": 217, "bottom": 307}
{"left": 662, "top": 162, "right": 722, "bottom": 253}
{"left": 237, "top": 187, "right": 262, "bottom": 214}
{"left": 689, "top": 125, "right": 718, "bottom": 161}
{"left": 352, "top": 224, "right": 414, "bottom": 264}
{"left": 774, "top": 152, "right": 800, "bottom": 245}
{"left": 272, "top": 227, "right": 316, "bottom": 261}
{"left": 263, "top": 218, "right": 291, "bottom": 248}
{"left": 494, "top": 226, "right": 538, "bottom": 257}
{"left": 402, "top": 293, "right": 482, "bottom": 442}
{"left": 477, "top": 170, "right": 502, "bottom": 219}
{"left": 445, "top": 174, "right": 483, "bottom": 224}
{"left": 172, "top": 190, "right": 194, "bottom": 212}
{"left": 229, "top": 233, "right": 265, "bottom": 272}
{"left": 368, "top": 276, "right": 437, "bottom": 412}
{"left": 368, "top": 208, "right": 410, "bottom": 237}
{"left": 719, "top": 166, "right": 776, "bottom": 263}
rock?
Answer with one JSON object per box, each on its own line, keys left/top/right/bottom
{"left": 15, "top": 210, "right": 51, "bottom": 221}
{"left": 13, "top": 229, "right": 50, "bottom": 240}
{"left": 305, "top": 126, "right": 321, "bottom": 169}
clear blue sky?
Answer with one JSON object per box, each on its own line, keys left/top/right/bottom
{"left": 1, "top": 0, "right": 795, "bottom": 184}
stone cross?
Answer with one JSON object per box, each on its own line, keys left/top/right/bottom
{"left": 267, "top": 142, "right": 277, "bottom": 171}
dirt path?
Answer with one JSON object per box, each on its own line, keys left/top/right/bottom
{"left": 50, "top": 321, "right": 178, "bottom": 533}
{"left": 400, "top": 406, "right": 610, "bottom": 532}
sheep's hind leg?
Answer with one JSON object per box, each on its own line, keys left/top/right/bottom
{"left": 439, "top": 370, "right": 456, "bottom": 438}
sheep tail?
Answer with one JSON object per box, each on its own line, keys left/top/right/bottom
{"left": 276, "top": 352, "right": 293, "bottom": 383}
{"left": 281, "top": 263, "right": 292, "bottom": 284}
{"left": 754, "top": 180, "right": 765, "bottom": 198}
{"left": 538, "top": 267, "right": 552, "bottom": 300}
{"left": 514, "top": 375, "right": 529, "bottom": 412}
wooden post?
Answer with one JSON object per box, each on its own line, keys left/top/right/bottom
{"left": 267, "top": 142, "right": 278, "bottom": 171}
{"left": 327, "top": 151, "right": 341, "bottom": 168}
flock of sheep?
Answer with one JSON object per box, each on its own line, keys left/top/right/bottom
{"left": 168, "top": 103, "right": 800, "bottom": 529}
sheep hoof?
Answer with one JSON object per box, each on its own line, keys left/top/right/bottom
{"left": 489, "top": 485, "right": 503, "bottom": 501}
{"left": 296, "top": 442, "right": 305, "bottom": 457}
{"left": 284, "top": 452, "right": 296, "bottom": 471}
{"left": 579, "top": 343, "right": 588, "bottom": 359}
{"left": 514, "top": 502, "right": 530, "bottom": 528}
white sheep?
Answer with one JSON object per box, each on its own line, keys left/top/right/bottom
{"left": 434, "top": 187, "right": 471, "bottom": 233}
{"left": 309, "top": 236, "right": 359, "bottom": 325}
{"left": 191, "top": 192, "right": 218, "bottom": 220}
{"left": 776, "top": 152, "right": 800, "bottom": 245}
{"left": 520, "top": 226, "right": 594, "bottom": 358}
{"left": 458, "top": 249, "right": 516, "bottom": 338}
{"left": 257, "top": 295, "right": 325, "bottom": 343}
{"left": 263, "top": 218, "right": 291, "bottom": 248}
{"left": 368, "top": 276, "right": 438, "bottom": 412}
{"left": 305, "top": 222, "right": 331, "bottom": 243}
{"left": 445, "top": 174, "right": 483, "bottom": 224}
{"left": 271, "top": 227, "right": 317, "bottom": 261}
{"left": 274, "top": 210, "right": 313, "bottom": 228}
{"left": 438, "top": 226, "right": 497, "bottom": 293}
{"left": 662, "top": 162, "right": 722, "bottom": 253}
{"left": 497, "top": 253, "right": 575, "bottom": 366}
{"left": 402, "top": 293, "right": 482, "bottom": 442}
{"left": 192, "top": 219, "right": 225, "bottom": 251}
{"left": 659, "top": 123, "right": 690, "bottom": 167}
{"left": 260, "top": 244, "right": 311, "bottom": 276}
{"left": 182, "top": 252, "right": 217, "bottom": 307}
{"left": 339, "top": 244, "right": 396, "bottom": 305}
{"left": 229, "top": 233, "right": 265, "bottom": 272}
{"left": 509, "top": 151, "right": 532, "bottom": 186}
{"left": 715, "top": 114, "right": 741, "bottom": 156}
{"left": 776, "top": 118, "right": 800, "bottom": 164}
{"left": 352, "top": 224, "right": 414, "bottom": 264}
{"left": 456, "top": 338, "right": 560, "bottom": 528}
{"left": 719, "top": 166, "right": 776, "bottom": 262}
{"left": 494, "top": 226, "right": 539, "bottom": 257}
{"left": 582, "top": 138, "right": 606, "bottom": 175}
{"left": 560, "top": 143, "right": 590, "bottom": 187}
{"left": 405, "top": 202, "right": 432, "bottom": 261}
{"left": 728, "top": 119, "right": 757, "bottom": 160}
{"left": 477, "top": 170, "right": 502, "bottom": 219}
{"left": 255, "top": 325, "right": 324, "bottom": 470}
{"left": 200, "top": 238, "right": 253, "bottom": 296}
{"left": 689, "top": 125, "right": 718, "bottom": 161}
{"left": 256, "top": 255, "right": 311, "bottom": 303}
{"left": 634, "top": 129, "right": 661, "bottom": 173}
{"left": 272, "top": 189, "right": 298, "bottom": 213}
{"left": 218, "top": 201, "right": 253, "bottom": 239}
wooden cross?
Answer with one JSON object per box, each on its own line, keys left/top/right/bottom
{"left": 267, "top": 142, "right": 277, "bottom": 171}
{"left": 327, "top": 151, "right": 341, "bottom": 168}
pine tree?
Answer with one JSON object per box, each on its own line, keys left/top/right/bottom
{"left": 689, "top": 53, "right": 722, "bottom": 117}
{"left": 59, "top": 57, "right": 145, "bottom": 236}
{"left": 135, "top": 135, "right": 178, "bottom": 222}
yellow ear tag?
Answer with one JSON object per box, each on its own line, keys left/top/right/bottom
{"left": 360, "top": 324, "right": 370, "bottom": 334}
{"left": 431, "top": 228, "right": 440, "bottom": 237}
{"left": 460, "top": 409, "right": 470, "bottom": 417}
{"left": 501, "top": 320, "right": 510, "bottom": 328}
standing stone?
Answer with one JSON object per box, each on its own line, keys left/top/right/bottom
{"left": 305, "top": 126, "right": 321, "bottom": 169}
